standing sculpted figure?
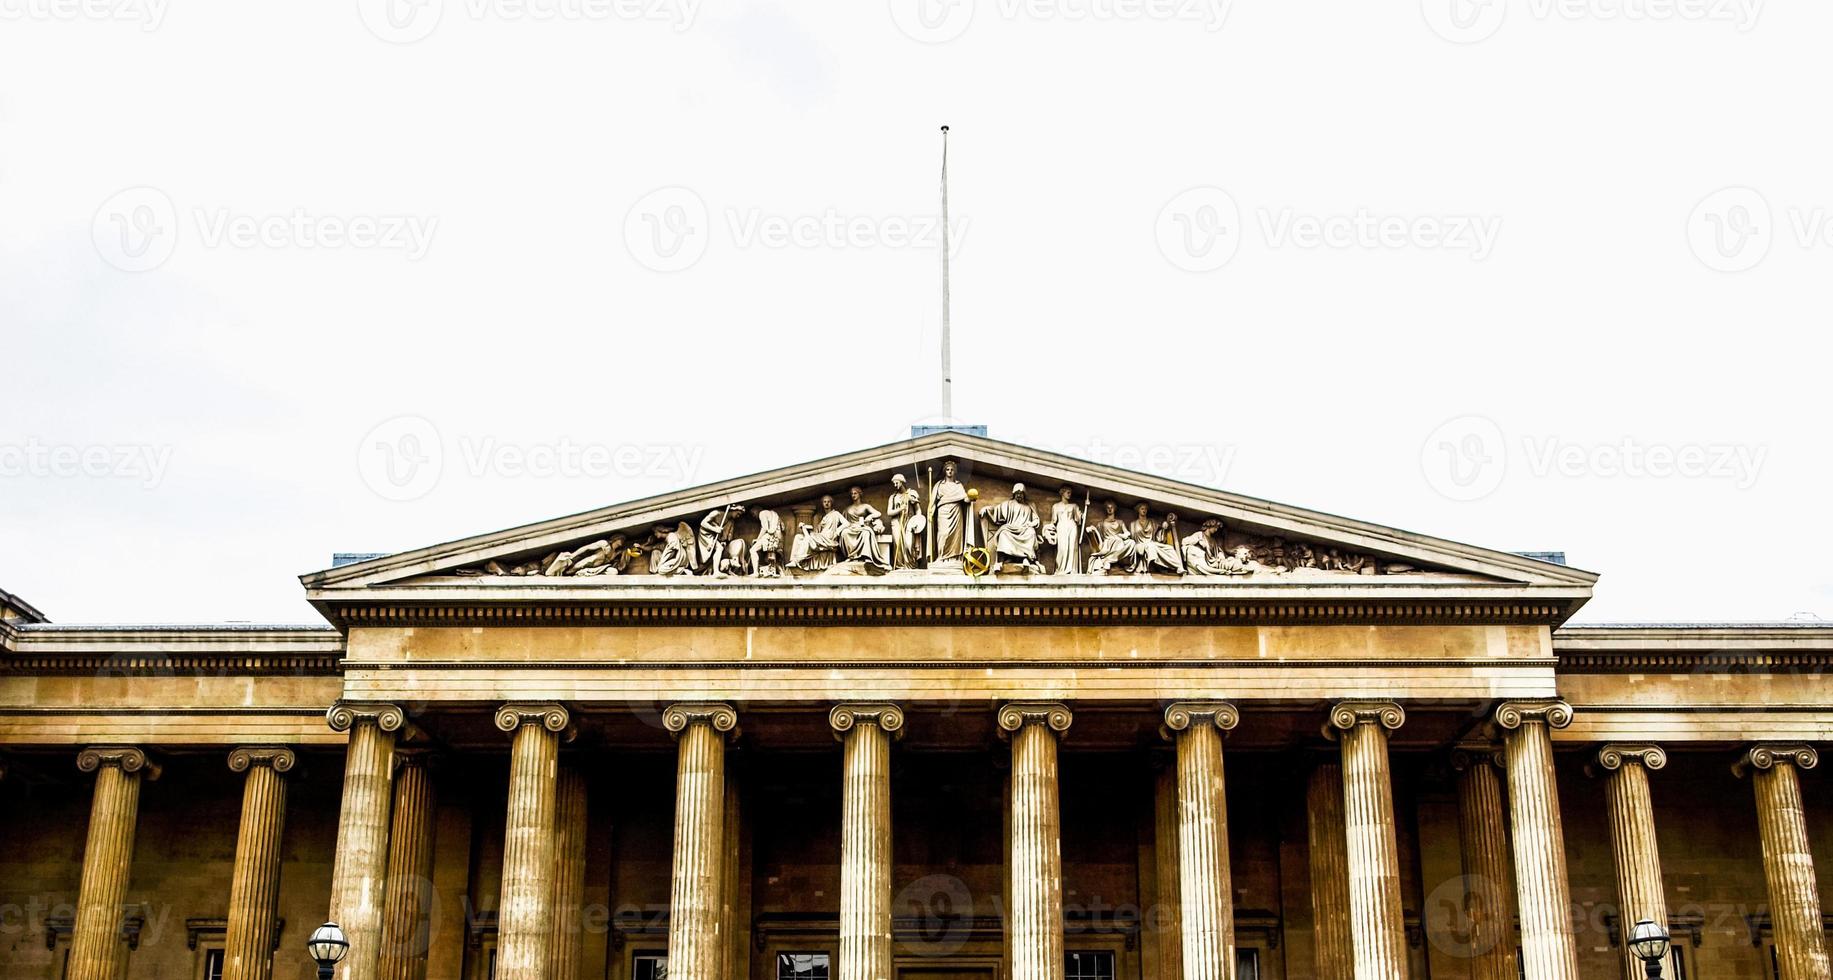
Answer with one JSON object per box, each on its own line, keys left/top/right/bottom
{"left": 750, "top": 509, "right": 785, "bottom": 578}
{"left": 1040, "top": 486, "right": 1084, "bottom": 574}
{"left": 980, "top": 483, "right": 1043, "bottom": 572}
{"left": 695, "top": 504, "right": 746, "bottom": 577}
{"left": 927, "top": 458, "right": 970, "bottom": 566}
{"left": 1083, "top": 500, "right": 1137, "bottom": 574}
{"left": 886, "top": 473, "right": 924, "bottom": 569}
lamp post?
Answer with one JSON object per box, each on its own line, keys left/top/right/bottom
{"left": 306, "top": 921, "right": 349, "bottom": 980}
{"left": 1629, "top": 918, "right": 1671, "bottom": 980}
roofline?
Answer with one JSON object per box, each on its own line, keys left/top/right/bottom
{"left": 302, "top": 431, "right": 1601, "bottom": 595}
{"left": 6, "top": 624, "right": 345, "bottom": 655}
{"left": 1554, "top": 623, "right": 1833, "bottom": 651}
{"left": 0, "top": 585, "right": 49, "bottom": 624}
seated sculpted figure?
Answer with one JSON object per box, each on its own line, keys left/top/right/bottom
{"left": 1128, "top": 504, "right": 1183, "bottom": 574}
{"left": 1083, "top": 500, "right": 1137, "bottom": 574}
{"left": 789, "top": 495, "right": 845, "bottom": 571}
{"left": 837, "top": 486, "right": 891, "bottom": 570}
{"left": 980, "top": 483, "right": 1043, "bottom": 572}
{"left": 1182, "top": 520, "right": 1249, "bottom": 576}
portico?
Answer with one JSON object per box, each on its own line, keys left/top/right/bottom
{"left": 2, "top": 432, "right": 1830, "bottom": 980}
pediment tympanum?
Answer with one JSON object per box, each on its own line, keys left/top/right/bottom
{"left": 304, "top": 433, "right": 1596, "bottom": 603}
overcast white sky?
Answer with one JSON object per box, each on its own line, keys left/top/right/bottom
{"left": 1, "top": 0, "right": 1826, "bottom": 625}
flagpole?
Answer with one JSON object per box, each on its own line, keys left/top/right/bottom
{"left": 939, "top": 124, "right": 953, "bottom": 422}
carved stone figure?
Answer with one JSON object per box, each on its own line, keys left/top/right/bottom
{"left": 750, "top": 509, "right": 785, "bottom": 578}
{"left": 789, "top": 495, "right": 844, "bottom": 572}
{"left": 1128, "top": 504, "right": 1183, "bottom": 574}
{"left": 1041, "top": 486, "right": 1084, "bottom": 574}
{"left": 886, "top": 474, "right": 924, "bottom": 569}
{"left": 650, "top": 522, "right": 697, "bottom": 576}
{"left": 542, "top": 534, "right": 633, "bottom": 577}
{"left": 695, "top": 505, "right": 746, "bottom": 578}
{"left": 837, "top": 486, "right": 891, "bottom": 570}
{"left": 1083, "top": 500, "right": 1137, "bottom": 575}
{"left": 1182, "top": 520, "right": 1249, "bottom": 576}
{"left": 980, "top": 483, "right": 1043, "bottom": 573}
{"left": 927, "top": 459, "right": 970, "bottom": 566}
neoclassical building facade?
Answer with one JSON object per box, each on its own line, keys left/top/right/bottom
{"left": 1, "top": 432, "right": 1828, "bottom": 980}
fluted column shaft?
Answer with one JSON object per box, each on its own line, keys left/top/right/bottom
{"left": 494, "top": 704, "right": 569, "bottom": 980}
{"left": 1452, "top": 749, "right": 1517, "bottom": 980}
{"left": 378, "top": 754, "right": 438, "bottom": 980}
{"left": 1496, "top": 701, "right": 1579, "bottom": 980}
{"left": 721, "top": 762, "right": 747, "bottom": 980}
{"left": 1743, "top": 745, "right": 1829, "bottom": 980}
{"left": 1153, "top": 761, "right": 1184, "bottom": 980}
{"left": 327, "top": 703, "right": 404, "bottom": 980}
{"left": 1596, "top": 745, "right": 1668, "bottom": 980}
{"left": 1330, "top": 702, "right": 1407, "bottom": 980}
{"left": 1164, "top": 702, "right": 1238, "bottom": 980}
{"left": 549, "top": 765, "right": 589, "bottom": 980}
{"left": 667, "top": 704, "right": 738, "bottom": 980}
{"left": 68, "top": 748, "right": 156, "bottom": 980}
{"left": 833, "top": 705, "right": 903, "bottom": 980}
{"left": 1306, "top": 761, "right": 1353, "bottom": 980}
{"left": 225, "top": 748, "right": 295, "bottom": 980}
{"left": 1000, "top": 703, "right": 1072, "bottom": 980}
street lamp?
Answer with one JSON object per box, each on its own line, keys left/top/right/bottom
{"left": 306, "top": 921, "right": 349, "bottom": 980}
{"left": 1629, "top": 918, "right": 1671, "bottom": 979}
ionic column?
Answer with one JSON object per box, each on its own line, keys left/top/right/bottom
{"left": 493, "top": 703, "right": 571, "bottom": 980}
{"left": 378, "top": 751, "right": 439, "bottom": 980}
{"left": 1738, "top": 745, "right": 1829, "bottom": 980}
{"left": 1450, "top": 745, "right": 1517, "bottom": 980}
{"left": 665, "top": 703, "right": 739, "bottom": 980}
{"left": 549, "top": 764, "right": 589, "bottom": 980}
{"left": 998, "top": 702, "right": 1072, "bottom": 980}
{"left": 1595, "top": 744, "right": 1669, "bottom": 980}
{"left": 831, "top": 704, "right": 905, "bottom": 980}
{"left": 1328, "top": 702, "right": 1408, "bottom": 980}
{"left": 1151, "top": 759, "right": 1183, "bottom": 980}
{"left": 224, "top": 748, "right": 296, "bottom": 980}
{"left": 68, "top": 747, "right": 159, "bottom": 980}
{"left": 1161, "top": 702, "right": 1238, "bottom": 980}
{"left": 1494, "top": 700, "right": 1578, "bottom": 980}
{"left": 1306, "top": 758, "right": 1353, "bottom": 980}
{"left": 326, "top": 702, "right": 405, "bottom": 980}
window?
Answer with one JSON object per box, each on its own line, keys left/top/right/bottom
{"left": 1668, "top": 945, "right": 1689, "bottom": 980}
{"left": 201, "top": 949, "right": 225, "bottom": 980}
{"left": 1235, "top": 948, "right": 1261, "bottom": 980}
{"left": 634, "top": 951, "right": 668, "bottom": 980}
{"left": 776, "top": 952, "right": 830, "bottom": 979}
{"left": 1065, "top": 951, "right": 1115, "bottom": 980}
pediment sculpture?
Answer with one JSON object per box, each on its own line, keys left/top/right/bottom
{"left": 454, "top": 458, "right": 1425, "bottom": 582}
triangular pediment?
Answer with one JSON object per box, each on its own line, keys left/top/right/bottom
{"left": 302, "top": 433, "right": 1595, "bottom": 615}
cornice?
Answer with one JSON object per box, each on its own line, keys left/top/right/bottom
{"left": 316, "top": 594, "right": 1573, "bottom": 630}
